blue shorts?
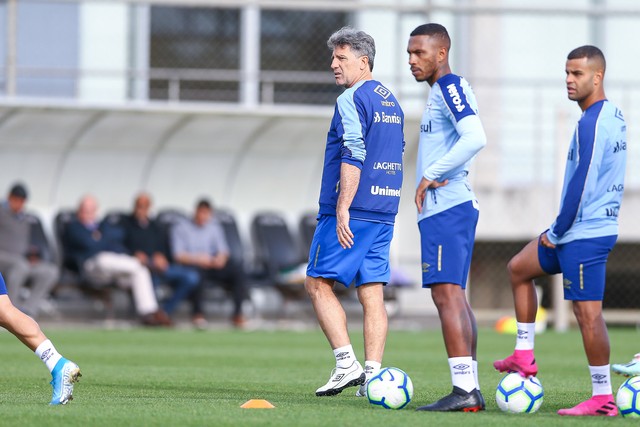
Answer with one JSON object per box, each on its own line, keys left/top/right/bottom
{"left": 306, "top": 215, "right": 394, "bottom": 287}
{"left": 418, "top": 201, "right": 479, "bottom": 288}
{"left": 538, "top": 235, "right": 617, "bottom": 301}
{"left": 0, "top": 273, "right": 6, "bottom": 295}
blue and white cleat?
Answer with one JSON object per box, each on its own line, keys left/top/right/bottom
{"left": 612, "top": 353, "right": 640, "bottom": 378}
{"left": 49, "top": 358, "right": 81, "bottom": 405}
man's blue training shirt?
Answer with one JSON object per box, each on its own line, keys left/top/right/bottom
{"left": 317, "top": 79, "right": 405, "bottom": 224}
{"left": 547, "top": 99, "right": 627, "bottom": 245}
{"left": 416, "top": 73, "right": 486, "bottom": 221}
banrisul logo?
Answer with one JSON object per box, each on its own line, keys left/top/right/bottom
{"left": 373, "top": 84, "right": 391, "bottom": 99}
{"left": 446, "top": 83, "right": 466, "bottom": 113}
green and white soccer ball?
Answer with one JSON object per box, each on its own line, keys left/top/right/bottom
{"left": 616, "top": 376, "right": 640, "bottom": 418}
{"left": 496, "top": 372, "right": 544, "bottom": 413}
{"left": 366, "top": 367, "right": 413, "bottom": 410}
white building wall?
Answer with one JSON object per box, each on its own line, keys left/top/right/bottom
{"left": 78, "top": 3, "right": 129, "bottom": 101}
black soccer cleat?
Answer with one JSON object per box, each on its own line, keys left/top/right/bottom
{"left": 416, "top": 386, "right": 485, "bottom": 412}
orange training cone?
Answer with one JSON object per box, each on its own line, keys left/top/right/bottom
{"left": 241, "top": 399, "right": 275, "bottom": 409}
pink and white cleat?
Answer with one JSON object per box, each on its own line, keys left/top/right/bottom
{"left": 493, "top": 350, "right": 538, "bottom": 378}
{"left": 557, "top": 395, "right": 618, "bottom": 416}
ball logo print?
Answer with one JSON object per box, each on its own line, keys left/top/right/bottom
{"left": 366, "top": 367, "right": 413, "bottom": 410}
{"left": 616, "top": 376, "right": 640, "bottom": 418}
{"left": 495, "top": 373, "right": 544, "bottom": 413}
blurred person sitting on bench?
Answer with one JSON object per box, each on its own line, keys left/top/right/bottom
{"left": 0, "top": 183, "right": 59, "bottom": 318}
{"left": 123, "top": 192, "right": 199, "bottom": 322}
{"left": 63, "top": 194, "right": 170, "bottom": 327}
{"left": 170, "top": 198, "right": 247, "bottom": 329}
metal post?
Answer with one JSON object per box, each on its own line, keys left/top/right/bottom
{"left": 240, "top": 4, "right": 260, "bottom": 107}
{"left": 128, "top": 2, "right": 150, "bottom": 101}
{"left": 6, "top": 0, "right": 17, "bottom": 96}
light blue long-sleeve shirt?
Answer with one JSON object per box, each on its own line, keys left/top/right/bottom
{"left": 547, "top": 99, "right": 627, "bottom": 245}
{"left": 416, "top": 73, "right": 487, "bottom": 221}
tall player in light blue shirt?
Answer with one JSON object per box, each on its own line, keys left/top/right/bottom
{"left": 494, "top": 46, "right": 626, "bottom": 417}
{"left": 408, "top": 23, "right": 487, "bottom": 412}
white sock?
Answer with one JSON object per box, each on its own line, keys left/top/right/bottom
{"left": 472, "top": 360, "right": 480, "bottom": 390}
{"left": 334, "top": 344, "right": 356, "bottom": 368}
{"left": 449, "top": 356, "right": 476, "bottom": 393}
{"left": 514, "top": 322, "right": 536, "bottom": 350}
{"left": 589, "top": 364, "right": 612, "bottom": 396}
{"left": 35, "top": 339, "right": 63, "bottom": 373}
{"left": 363, "top": 360, "right": 381, "bottom": 382}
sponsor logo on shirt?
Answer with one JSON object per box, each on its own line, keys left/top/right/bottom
{"left": 373, "top": 162, "right": 402, "bottom": 175}
{"left": 607, "top": 184, "right": 624, "bottom": 192}
{"left": 374, "top": 111, "right": 401, "bottom": 124}
{"left": 613, "top": 140, "right": 626, "bottom": 153}
{"left": 421, "top": 121, "right": 432, "bottom": 133}
{"left": 606, "top": 207, "right": 619, "bottom": 217}
{"left": 373, "top": 84, "right": 391, "bottom": 99}
{"left": 370, "top": 185, "right": 401, "bottom": 197}
{"left": 446, "top": 83, "right": 466, "bottom": 113}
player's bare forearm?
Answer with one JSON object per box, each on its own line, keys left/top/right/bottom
{"left": 336, "top": 163, "right": 360, "bottom": 249}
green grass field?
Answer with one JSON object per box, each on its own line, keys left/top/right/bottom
{"left": 0, "top": 325, "right": 637, "bottom": 426}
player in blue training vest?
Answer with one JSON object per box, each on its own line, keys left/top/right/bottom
{"left": 306, "top": 27, "right": 405, "bottom": 398}
{"left": 408, "top": 23, "right": 487, "bottom": 412}
{"left": 494, "top": 46, "right": 626, "bottom": 417}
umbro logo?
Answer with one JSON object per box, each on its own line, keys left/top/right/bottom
{"left": 592, "top": 374, "right": 607, "bottom": 381}
{"left": 41, "top": 349, "right": 51, "bottom": 361}
{"left": 517, "top": 329, "right": 527, "bottom": 337}
{"left": 335, "top": 352, "right": 349, "bottom": 358}
{"left": 422, "top": 262, "right": 430, "bottom": 273}
{"left": 373, "top": 85, "right": 391, "bottom": 100}
{"left": 452, "top": 364, "right": 470, "bottom": 371}
{"left": 333, "top": 374, "right": 345, "bottom": 382}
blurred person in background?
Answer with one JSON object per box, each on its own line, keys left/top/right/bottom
{"left": 123, "top": 192, "right": 199, "bottom": 323}
{"left": 0, "top": 183, "right": 59, "bottom": 318}
{"left": 170, "top": 198, "right": 247, "bottom": 329}
{"left": 63, "top": 194, "right": 170, "bottom": 327}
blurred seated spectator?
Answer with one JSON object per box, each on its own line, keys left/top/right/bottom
{"left": 170, "top": 198, "right": 247, "bottom": 328}
{"left": 62, "top": 194, "right": 170, "bottom": 327}
{"left": 0, "top": 183, "right": 59, "bottom": 318}
{"left": 123, "top": 192, "right": 199, "bottom": 321}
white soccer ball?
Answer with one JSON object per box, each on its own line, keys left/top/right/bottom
{"left": 366, "top": 367, "right": 413, "bottom": 409}
{"left": 495, "top": 372, "right": 544, "bottom": 413}
{"left": 616, "top": 376, "right": 640, "bottom": 418}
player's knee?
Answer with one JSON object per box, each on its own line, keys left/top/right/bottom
{"left": 507, "top": 255, "right": 528, "bottom": 283}
{"left": 430, "top": 284, "right": 461, "bottom": 309}
{"left": 572, "top": 302, "right": 603, "bottom": 325}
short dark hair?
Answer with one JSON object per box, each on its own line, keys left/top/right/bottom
{"left": 568, "top": 45, "right": 606, "bottom": 73}
{"left": 327, "top": 26, "right": 376, "bottom": 71}
{"left": 9, "top": 182, "right": 28, "bottom": 199}
{"left": 196, "top": 198, "right": 212, "bottom": 210}
{"left": 410, "top": 23, "right": 451, "bottom": 50}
